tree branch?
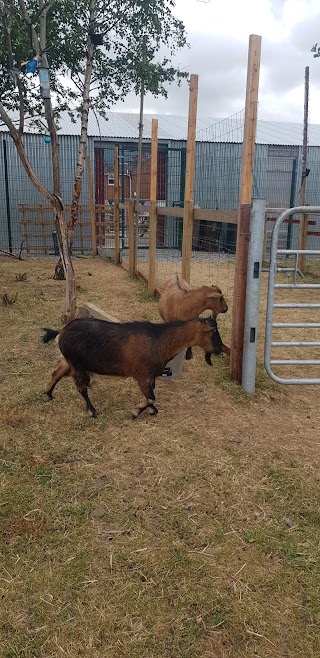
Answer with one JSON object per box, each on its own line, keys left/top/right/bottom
{"left": 0, "top": 101, "right": 19, "bottom": 135}
{"left": 39, "top": 0, "right": 46, "bottom": 52}
{"left": 18, "top": 0, "right": 40, "bottom": 53}
{"left": 69, "top": 0, "right": 95, "bottom": 230}
{"left": 32, "top": 0, "right": 56, "bottom": 23}
{"left": 70, "top": 72, "right": 84, "bottom": 93}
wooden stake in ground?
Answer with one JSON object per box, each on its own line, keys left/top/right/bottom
{"left": 148, "top": 119, "right": 158, "bottom": 296}
{"left": 298, "top": 66, "right": 310, "bottom": 273}
{"left": 230, "top": 34, "right": 262, "bottom": 384}
{"left": 181, "top": 73, "right": 198, "bottom": 283}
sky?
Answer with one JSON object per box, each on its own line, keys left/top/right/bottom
{"left": 113, "top": 0, "right": 320, "bottom": 125}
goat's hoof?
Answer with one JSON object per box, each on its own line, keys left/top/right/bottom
{"left": 149, "top": 406, "right": 158, "bottom": 416}
{"left": 88, "top": 409, "right": 97, "bottom": 418}
{"left": 130, "top": 411, "right": 139, "bottom": 420}
{"left": 44, "top": 391, "right": 53, "bottom": 400}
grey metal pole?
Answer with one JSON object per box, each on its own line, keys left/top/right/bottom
{"left": 242, "top": 198, "right": 266, "bottom": 393}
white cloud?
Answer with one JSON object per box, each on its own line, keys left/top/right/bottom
{"left": 113, "top": 0, "right": 320, "bottom": 126}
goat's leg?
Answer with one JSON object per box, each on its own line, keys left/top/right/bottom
{"left": 185, "top": 347, "right": 193, "bottom": 360}
{"left": 45, "top": 357, "right": 70, "bottom": 399}
{"left": 131, "top": 379, "right": 157, "bottom": 419}
{"left": 74, "top": 369, "right": 97, "bottom": 418}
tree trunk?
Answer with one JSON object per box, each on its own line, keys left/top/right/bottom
{"left": 41, "top": 93, "right": 76, "bottom": 319}
{"left": 39, "top": 0, "right": 76, "bottom": 318}
{"left": 54, "top": 0, "right": 95, "bottom": 281}
{"left": 53, "top": 256, "right": 65, "bottom": 280}
{"left": 3, "top": 0, "right": 77, "bottom": 321}
{"left": 70, "top": 0, "right": 95, "bottom": 233}
{"left": 1, "top": 118, "right": 76, "bottom": 321}
{"left": 53, "top": 226, "right": 75, "bottom": 280}
{"left": 54, "top": 207, "right": 77, "bottom": 320}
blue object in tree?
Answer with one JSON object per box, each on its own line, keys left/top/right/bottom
{"left": 25, "top": 59, "right": 38, "bottom": 74}
{"left": 44, "top": 136, "right": 51, "bottom": 143}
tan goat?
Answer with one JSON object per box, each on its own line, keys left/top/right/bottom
{"left": 158, "top": 274, "right": 230, "bottom": 358}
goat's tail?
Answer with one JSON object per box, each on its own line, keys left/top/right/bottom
{"left": 42, "top": 327, "right": 60, "bottom": 344}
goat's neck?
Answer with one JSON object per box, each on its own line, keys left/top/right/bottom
{"left": 160, "top": 324, "right": 200, "bottom": 362}
{"left": 181, "top": 288, "right": 208, "bottom": 317}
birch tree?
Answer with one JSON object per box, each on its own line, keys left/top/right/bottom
{"left": 1, "top": 0, "right": 187, "bottom": 278}
{"left": 0, "top": 0, "right": 77, "bottom": 319}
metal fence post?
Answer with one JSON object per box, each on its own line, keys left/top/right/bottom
{"left": 286, "top": 158, "right": 297, "bottom": 251}
{"left": 3, "top": 139, "right": 13, "bottom": 253}
{"left": 242, "top": 198, "right": 266, "bottom": 393}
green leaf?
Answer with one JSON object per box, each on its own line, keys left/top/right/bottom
{"left": 0, "top": 0, "right": 188, "bottom": 119}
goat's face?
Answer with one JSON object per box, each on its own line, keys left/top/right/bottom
{"left": 200, "top": 316, "right": 224, "bottom": 364}
{"left": 207, "top": 286, "right": 228, "bottom": 315}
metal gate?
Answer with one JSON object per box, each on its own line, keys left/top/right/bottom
{"left": 264, "top": 206, "right": 320, "bottom": 384}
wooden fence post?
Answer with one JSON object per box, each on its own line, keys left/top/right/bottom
{"left": 86, "top": 155, "right": 97, "bottom": 256}
{"left": 128, "top": 198, "right": 135, "bottom": 276}
{"left": 230, "top": 34, "right": 262, "bottom": 384}
{"left": 181, "top": 73, "right": 198, "bottom": 283}
{"left": 113, "top": 146, "right": 120, "bottom": 265}
{"left": 148, "top": 119, "right": 158, "bottom": 295}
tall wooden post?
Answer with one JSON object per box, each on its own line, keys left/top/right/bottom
{"left": 148, "top": 119, "right": 158, "bottom": 295}
{"left": 230, "top": 35, "right": 262, "bottom": 384}
{"left": 113, "top": 146, "right": 120, "bottom": 265}
{"left": 128, "top": 198, "right": 135, "bottom": 276}
{"left": 298, "top": 66, "right": 309, "bottom": 272}
{"left": 181, "top": 74, "right": 198, "bottom": 283}
{"left": 86, "top": 155, "right": 97, "bottom": 256}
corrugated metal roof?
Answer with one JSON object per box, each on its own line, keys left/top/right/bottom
{"left": 55, "top": 112, "right": 216, "bottom": 141}
{"left": 2, "top": 111, "right": 320, "bottom": 146}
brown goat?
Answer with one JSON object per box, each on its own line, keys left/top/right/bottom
{"left": 158, "top": 274, "right": 229, "bottom": 359}
{"left": 42, "top": 316, "right": 224, "bottom": 420}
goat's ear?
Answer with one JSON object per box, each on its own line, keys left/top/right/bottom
{"left": 208, "top": 292, "right": 222, "bottom": 299}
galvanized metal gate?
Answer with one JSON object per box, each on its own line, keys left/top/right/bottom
{"left": 264, "top": 206, "right": 320, "bottom": 384}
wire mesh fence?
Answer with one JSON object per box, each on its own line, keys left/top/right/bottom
{"left": 1, "top": 111, "right": 320, "bottom": 279}
{"left": 133, "top": 112, "right": 241, "bottom": 300}
{"left": 255, "top": 146, "right": 320, "bottom": 259}
{"left": 0, "top": 133, "right": 93, "bottom": 254}
{"left": 100, "top": 142, "right": 185, "bottom": 255}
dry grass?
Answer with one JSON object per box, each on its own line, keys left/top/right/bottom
{"left": 1, "top": 255, "right": 320, "bottom": 658}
